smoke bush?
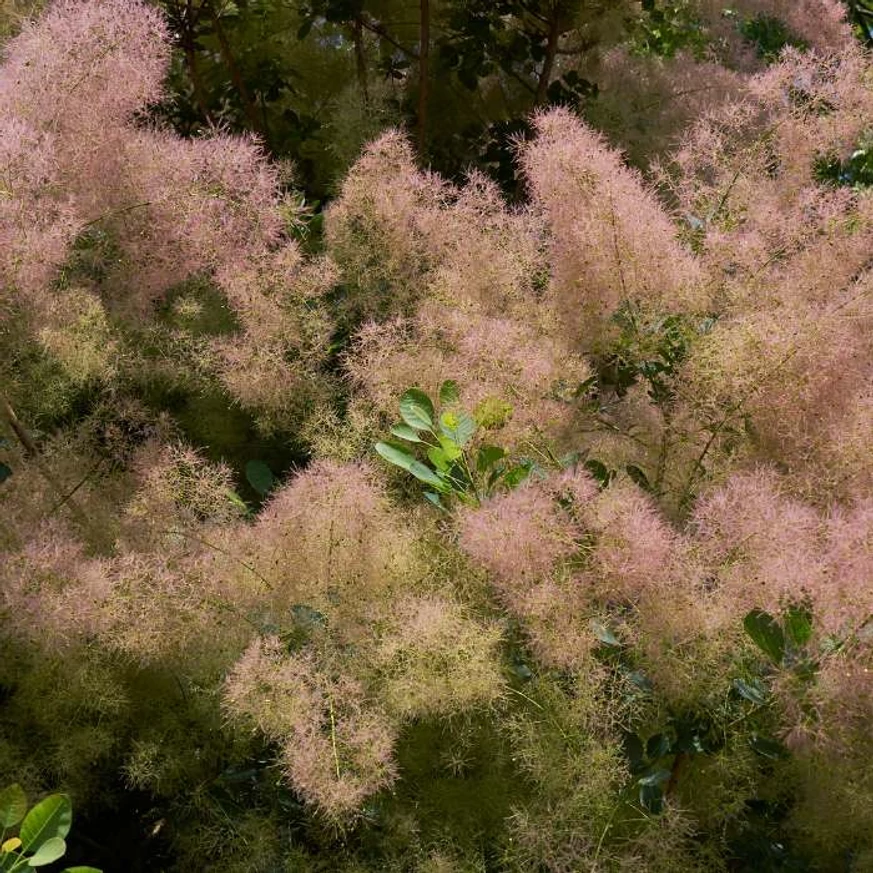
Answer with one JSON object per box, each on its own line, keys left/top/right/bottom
{"left": 3, "top": 1, "right": 873, "bottom": 868}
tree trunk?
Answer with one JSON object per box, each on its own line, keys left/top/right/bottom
{"left": 416, "top": 0, "right": 430, "bottom": 154}
{"left": 535, "top": 8, "right": 561, "bottom": 105}
{"left": 209, "top": 3, "right": 265, "bottom": 143}
{"left": 182, "top": 0, "right": 212, "bottom": 125}
{"left": 353, "top": 16, "right": 369, "bottom": 103}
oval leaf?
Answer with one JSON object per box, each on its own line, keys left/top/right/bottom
{"left": 0, "top": 783, "right": 28, "bottom": 829}
{"left": 733, "top": 678, "right": 768, "bottom": 706}
{"left": 399, "top": 388, "right": 434, "bottom": 431}
{"left": 438, "top": 380, "right": 460, "bottom": 405}
{"left": 423, "top": 491, "right": 446, "bottom": 511}
{"left": 27, "top": 836, "right": 66, "bottom": 867}
{"left": 784, "top": 603, "right": 813, "bottom": 649}
{"left": 375, "top": 441, "right": 415, "bottom": 472}
{"left": 625, "top": 464, "right": 651, "bottom": 491}
{"left": 743, "top": 609, "right": 785, "bottom": 665}
{"left": 19, "top": 794, "right": 72, "bottom": 852}
{"left": 408, "top": 460, "right": 450, "bottom": 491}
{"left": 2, "top": 837, "right": 22, "bottom": 853}
{"left": 244, "top": 460, "right": 275, "bottom": 497}
{"left": 439, "top": 410, "right": 475, "bottom": 447}
{"left": 390, "top": 424, "right": 422, "bottom": 443}
{"left": 477, "top": 445, "right": 505, "bottom": 471}
{"left": 427, "top": 446, "right": 450, "bottom": 471}
{"left": 749, "top": 734, "right": 790, "bottom": 760}
{"left": 61, "top": 868, "right": 103, "bottom": 873}
{"left": 638, "top": 769, "right": 671, "bottom": 787}
{"left": 589, "top": 619, "right": 621, "bottom": 647}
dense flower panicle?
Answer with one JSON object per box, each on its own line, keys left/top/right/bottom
{"left": 124, "top": 442, "right": 244, "bottom": 536}
{"left": 688, "top": 473, "right": 873, "bottom": 644}
{"left": 223, "top": 639, "right": 326, "bottom": 743}
{"left": 236, "top": 461, "right": 418, "bottom": 634}
{"left": 372, "top": 595, "right": 504, "bottom": 717}
{"left": 280, "top": 694, "right": 397, "bottom": 821}
{"left": 667, "top": 48, "right": 873, "bottom": 291}
{"left": 0, "top": 117, "right": 76, "bottom": 298}
{"left": 224, "top": 638, "right": 397, "bottom": 820}
{"left": 423, "top": 171, "right": 545, "bottom": 317}
{"left": 589, "top": 49, "right": 745, "bottom": 168}
{"left": 326, "top": 130, "right": 547, "bottom": 327}
{"left": 110, "top": 131, "right": 288, "bottom": 311}
{"left": 821, "top": 501, "right": 873, "bottom": 632}
{"left": 696, "top": 0, "right": 853, "bottom": 56}
{"left": 345, "top": 307, "right": 591, "bottom": 450}
{"left": 520, "top": 107, "right": 705, "bottom": 351}
{"left": 325, "top": 130, "right": 450, "bottom": 318}
{"left": 458, "top": 484, "right": 581, "bottom": 590}
{"left": 660, "top": 46, "right": 873, "bottom": 502}
{"left": 586, "top": 481, "right": 680, "bottom": 599}
{"left": 0, "top": 0, "right": 169, "bottom": 127}
{"left": 0, "top": 520, "right": 241, "bottom": 665}
{"left": 1, "top": 0, "right": 333, "bottom": 439}
{"left": 36, "top": 287, "right": 117, "bottom": 386}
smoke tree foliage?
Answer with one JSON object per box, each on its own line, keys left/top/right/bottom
{"left": 1, "top": 0, "right": 873, "bottom": 870}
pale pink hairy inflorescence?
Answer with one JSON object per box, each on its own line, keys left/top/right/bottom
{"left": 1, "top": 0, "right": 330, "bottom": 435}
{"left": 345, "top": 307, "right": 591, "bottom": 451}
{"left": 224, "top": 637, "right": 397, "bottom": 820}
{"left": 371, "top": 595, "right": 504, "bottom": 718}
{"left": 519, "top": 107, "right": 705, "bottom": 351}
{"left": 325, "top": 130, "right": 451, "bottom": 318}
{"left": 697, "top": 0, "right": 853, "bottom": 56}
{"left": 589, "top": 49, "right": 745, "bottom": 168}
{"left": 229, "top": 461, "right": 419, "bottom": 638}
{"left": 0, "top": 0, "right": 170, "bottom": 128}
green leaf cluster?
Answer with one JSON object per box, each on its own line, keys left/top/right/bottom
{"left": 0, "top": 785, "right": 99, "bottom": 873}
{"left": 375, "top": 383, "right": 533, "bottom": 507}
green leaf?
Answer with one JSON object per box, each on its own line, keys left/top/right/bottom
{"left": 27, "top": 836, "right": 66, "bottom": 866}
{"left": 244, "top": 460, "right": 275, "bottom": 497}
{"left": 19, "top": 794, "right": 72, "bottom": 852}
{"left": 408, "top": 460, "right": 450, "bottom": 491}
{"left": 589, "top": 619, "right": 621, "bottom": 647}
{"left": 438, "top": 380, "right": 460, "bottom": 405}
{"left": 646, "top": 734, "right": 672, "bottom": 760}
{"left": 749, "top": 735, "right": 790, "bottom": 760}
{"left": 61, "top": 868, "right": 103, "bottom": 873}
{"left": 784, "top": 603, "right": 813, "bottom": 648}
{"left": 399, "top": 388, "right": 435, "bottom": 431}
{"left": 625, "top": 464, "right": 651, "bottom": 491}
{"left": 0, "top": 462, "right": 11, "bottom": 484}
{"left": 584, "top": 459, "right": 615, "bottom": 489}
{"left": 638, "top": 768, "right": 671, "bottom": 787}
{"left": 743, "top": 609, "right": 785, "bottom": 665}
{"left": 423, "top": 491, "right": 445, "bottom": 510}
{"left": 733, "top": 677, "right": 768, "bottom": 705}
{"left": 225, "top": 489, "right": 249, "bottom": 513}
{"left": 477, "top": 445, "right": 505, "bottom": 471}
{"left": 503, "top": 461, "right": 533, "bottom": 489}
{"left": 439, "top": 410, "right": 475, "bottom": 447}
{"left": 427, "top": 446, "right": 450, "bottom": 471}
{"left": 436, "top": 435, "right": 462, "bottom": 461}
{"left": 375, "top": 441, "right": 416, "bottom": 472}
{"left": 0, "top": 784, "right": 27, "bottom": 829}
{"left": 511, "top": 662, "right": 532, "bottom": 681}
{"left": 390, "top": 424, "right": 422, "bottom": 443}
